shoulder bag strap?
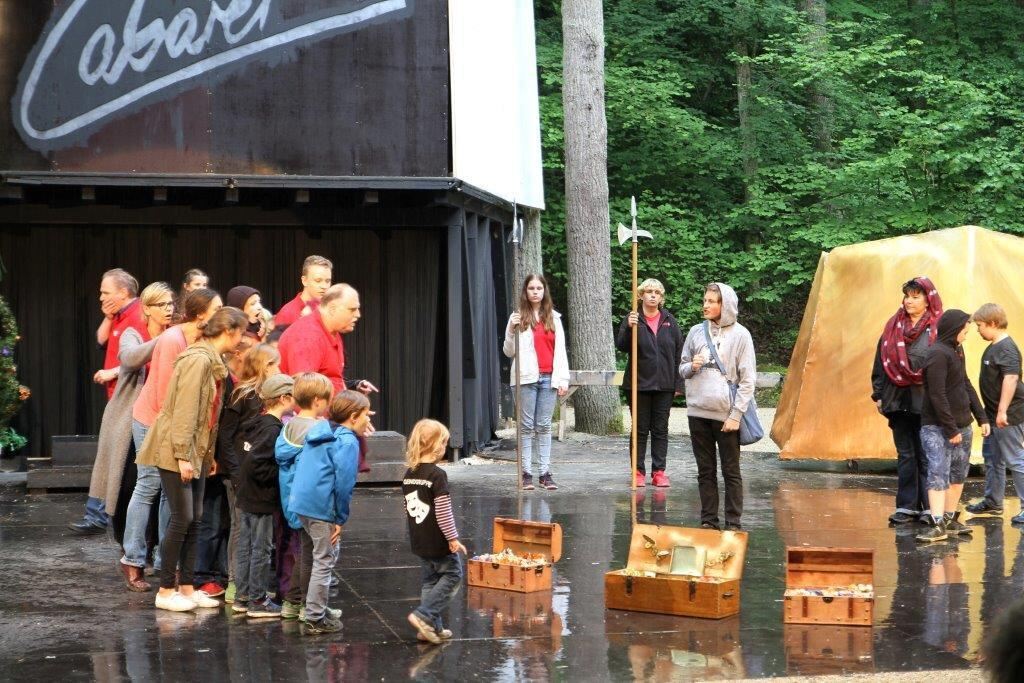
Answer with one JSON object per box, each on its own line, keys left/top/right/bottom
{"left": 702, "top": 321, "right": 730, "bottom": 381}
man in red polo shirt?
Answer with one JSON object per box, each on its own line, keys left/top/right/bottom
{"left": 279, "top": 283, "right": 376, "bottom": 395}
{"left": 274, "top": 255, "right": 333, "bottom": 329}
{"left": 69, "top": 268, "right": 147, "bottom": 535}
{"left": 279, "top": 284, "right": 377, "bottom": 473}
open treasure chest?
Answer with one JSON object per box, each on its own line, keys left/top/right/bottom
{"left": 605, "top": 523, "right": 748, "bottom": 619}
{"left": 467, "top": 518, "right": 562, "bottom": 593}
{"left": 783, "top": 547, "right": 874, "bottom": 626}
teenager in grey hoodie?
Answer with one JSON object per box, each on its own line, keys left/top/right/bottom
{"left": 679, "top": 283, "right": 757, "bottom": 530}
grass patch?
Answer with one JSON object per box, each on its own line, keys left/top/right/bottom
{"left": 755, "top": 384, "right": 782, "bottom": 408}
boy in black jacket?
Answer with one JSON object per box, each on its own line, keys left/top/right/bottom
{"left": 917, "top": 310, "right": 990, "bottom": 543}
{"left": 234, "top": 374, "right": 294, "bottom": 617}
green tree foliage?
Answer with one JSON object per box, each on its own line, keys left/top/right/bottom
{"left": 535, "top": 0, "right": 1024, "bottom": 363}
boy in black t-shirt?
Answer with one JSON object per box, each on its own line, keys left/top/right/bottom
{"left": 968, "top": 303, "right": 1024, "bottom": 522}
{"left": 402, "top": 419, "right": 466, "bottom": 645}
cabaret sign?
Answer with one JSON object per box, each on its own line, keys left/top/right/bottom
{"left": 13, "top": 0, "right": 410, "bottom": 151}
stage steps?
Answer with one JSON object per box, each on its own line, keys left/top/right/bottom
{"left": 27, "top": 431, "right": 407, "bottom": 493}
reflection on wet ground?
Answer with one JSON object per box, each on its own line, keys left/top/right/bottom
{"left": 0, "top": 446, "right": 1005, "bottom": 680}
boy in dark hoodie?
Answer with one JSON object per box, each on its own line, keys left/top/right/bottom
{"left": 233, "top": 374, "right": 294, "bottom": 617}
{"left": 917, "top": 309, "right": 990, "bottom": 543}
{"left": 679, "top": 282, "right": 757, "bottom": 531}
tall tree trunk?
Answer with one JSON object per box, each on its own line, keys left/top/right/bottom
{"left": 735, "top": 42, "right": 756, "bottom": 202}
{"left": 562, "top": 0, "right": 620, "bottom": 434}
{"left": 803, "top": 0, "right": 833, "bottom": 156}
{"left": 520, "top": 207, "right": 544, "bottom": 280}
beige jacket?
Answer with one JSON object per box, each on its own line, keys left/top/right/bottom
{"left": 136, "top": 340, "right": 227, "bottom": 474}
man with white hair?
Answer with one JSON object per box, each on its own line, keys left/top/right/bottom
{"left": 68, "top": 268, "right": 146, "bottom": 535}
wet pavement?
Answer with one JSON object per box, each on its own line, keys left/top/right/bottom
{"left": 0, "top": 434, "right": 1006, "bottom": 681}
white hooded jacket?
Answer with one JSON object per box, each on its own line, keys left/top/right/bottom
{"left": 502, "top": 310, "right": 571, "bottom": 390}
{"left": 678, "top": 283, "right": 757, "bottom": 423}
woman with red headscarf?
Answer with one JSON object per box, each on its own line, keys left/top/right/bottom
{"left": 871, "top": 276, "right": 944, "bottom": 525}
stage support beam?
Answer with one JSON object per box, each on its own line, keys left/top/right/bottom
{"left": 447, "top": 210, "right": 465, "bottom": 461}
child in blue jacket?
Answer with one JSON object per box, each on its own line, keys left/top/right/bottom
{"left": 275, "top": 371, "right": 334, "bottom": 622}
{"left": 288, "top": 389, "right": 369, "bottom": 634}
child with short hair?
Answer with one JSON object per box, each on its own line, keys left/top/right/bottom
{"left": 916, "top": 309, "right": 990, "bottom": 543}
{"left": 218, "top": 342, "right": 280, "bottom": 602}
{"left": 233, "top": 373, "right": 294, "bottom": 617}
{"left": 402, "top": 419, "right": 466, "bottom": 645}
{"left": 275, "top": 372, "right": 337, "bottom": 622}
{"left": 968, "top": 303, "right": 1024, "bottom": 522}
{"left": 288, "top": 390, "right": 368, "bottom": 634}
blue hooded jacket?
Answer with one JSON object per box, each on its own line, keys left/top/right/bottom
{"left": 288, "top": 421, "right": 358, "bottom": 525}
{"left": 275, "top": 421, "right": 310, "bottom": 531}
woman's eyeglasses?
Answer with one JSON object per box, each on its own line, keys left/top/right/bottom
{"left": 149, "top": 302, "right": 175, "bottom": 310}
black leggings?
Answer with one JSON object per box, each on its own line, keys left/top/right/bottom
{"left": 158, "top": 467, "right": 207, "bottom": 589}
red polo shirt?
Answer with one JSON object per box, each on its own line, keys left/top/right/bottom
{"left": 278, "top": 310, "right": 345, "bottom": 394}
{"left": 104, "top": 299, "right": 146, "bottom": 400}
{"left": 274, "top": 292, "right": 320, "bottom": 328}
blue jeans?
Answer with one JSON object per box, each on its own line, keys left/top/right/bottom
{"left": 985, "top": 423, "right": 1024, "bottom": 507}
{"left": 83, "top": 496, "right": 108, "bottom": 528}
{"left": 414, "top": 553, "right": 463, "bottom": 632}
{"left": 235, "top": 511, "right": 274, "bottom": 602}
{"left": 120, "top": 420, "right": 169, "bottom": 569}
{"left": 519, "top": 374, "right": 557, "bottom": 476}
{"left": 300, "top": 516, "right": 338, "bottom": 622}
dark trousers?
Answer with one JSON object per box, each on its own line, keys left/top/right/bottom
{"left": 629, "top": 390, "right": 674, "bottom": 473}
{"left": 689, "top": 416, "right": 742, "bottom": 526}
{"left": 194, "top": 475, "right": 230, "bottom": 585}
{"left": 158, "top": 467, "right": 207, "bottom": 589}
{"left": 274, "top": 513, "right": 297, "bottom": 600}
{"left": 889, "top": 412, "right": 928, "bottom": 514}
{"left": 285, "top": 527, "right": 314, "bottom": 605}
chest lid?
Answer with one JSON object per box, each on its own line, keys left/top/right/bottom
{"left": 786, "top": 547, "right": 874, "bottom": 588}
{"left": 492, "top": 517, "right": 563, "bottom": 563}
{"left": 624, "top": 523, "right": 748, "bottom": 580}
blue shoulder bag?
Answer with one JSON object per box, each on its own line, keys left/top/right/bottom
{"left": 703, "top": 321, "right": 764, "bottom": 446}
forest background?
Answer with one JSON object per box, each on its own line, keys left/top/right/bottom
{"left": 535, "top": 0, "right": 1024, "bottom": 367}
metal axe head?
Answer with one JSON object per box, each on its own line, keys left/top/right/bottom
{"left": 617, "top": 223, "right": 653, "bottom": 245}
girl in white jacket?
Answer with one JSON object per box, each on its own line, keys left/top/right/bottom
{"left": 503, "top": 274, "right": 570, "bottom": 490}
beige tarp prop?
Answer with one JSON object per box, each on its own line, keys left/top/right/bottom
{"left": 771, "top": 225, "right": 1022, "bottom": 460}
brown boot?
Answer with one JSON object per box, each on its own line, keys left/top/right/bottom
{"left": 119, "top": 562, "right": 152, "bottom": 592}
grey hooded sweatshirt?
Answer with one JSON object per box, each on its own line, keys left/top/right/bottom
{"left": 678, "top": 283, "right": 757, "bottom": 423}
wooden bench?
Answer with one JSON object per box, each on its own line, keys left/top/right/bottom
{"left": 556, "top": 370, "right": 623, "bottom": 441}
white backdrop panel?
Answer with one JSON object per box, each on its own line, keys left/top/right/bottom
{"left": 448, "top": 0, "right": 545, "bottom": 209}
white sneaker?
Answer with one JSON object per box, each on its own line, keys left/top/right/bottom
{"left": 155, "top": 592, "right": 196, "bottom": 612}
{"left": 188, "top": 590, "right": 220, "bottom": 608}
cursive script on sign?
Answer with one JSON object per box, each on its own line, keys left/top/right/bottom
{"left": 13, "top": 0, "right": 410, "bottom": 151}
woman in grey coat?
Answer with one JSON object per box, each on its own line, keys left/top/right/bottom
{"left": 87, "top": 283, "right": 174, "bottom": 574}
{"left": 679, "top": 282, "right": 756, "bottom": 531}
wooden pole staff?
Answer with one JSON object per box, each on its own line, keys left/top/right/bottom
{"left": 512, "top": 204, "right": 524, "bottom": 519}
{"left": 616, "top": 197, "right": 652, "bottom": 493}
{"left": 630, "top": 210, "right": 639, "bottom": 491}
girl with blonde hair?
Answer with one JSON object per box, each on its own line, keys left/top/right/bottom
{"left": 401, "top": 419, "right": 466, "bottom": 644}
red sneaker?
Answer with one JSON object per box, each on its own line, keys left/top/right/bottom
{"left": 198, "top": 582, "right": 225, "bottom": 598}
{"left": 634, "top": 472, "right": 646, "bottom": 488}
{"left": 652, "top": 471, "right": 671, "bottom": 488}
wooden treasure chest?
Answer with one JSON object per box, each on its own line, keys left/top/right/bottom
{"left": 467, "top": 518, "right": 562, "bottom": 593}
{"left": 605, "top": 523, "right": 749, "bottom": 619}
{"left": 783, "top": 547, "right": 874, "bottom": 626}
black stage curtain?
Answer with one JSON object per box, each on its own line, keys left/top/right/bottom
{"left": 0, "top": 225, "right": 448, "bottom": 456}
